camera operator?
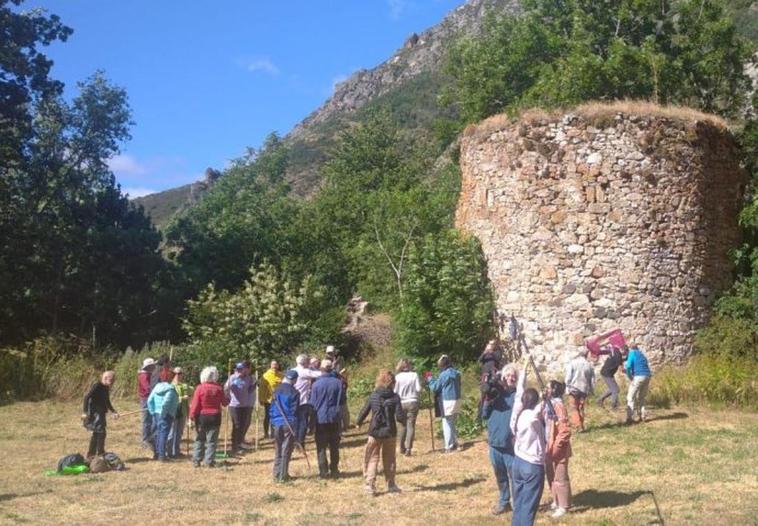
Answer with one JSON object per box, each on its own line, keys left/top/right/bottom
{"left": 481, "top": 364, "right": 518, "bottom": 515}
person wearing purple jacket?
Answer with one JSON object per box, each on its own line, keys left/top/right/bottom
{"left": 224, "top": 361, "right": 256, "bottom": 455}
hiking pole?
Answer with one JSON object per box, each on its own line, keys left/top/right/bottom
{"left": 272, "top": 396, "right": 312, "bottom": 471}
{"left": 254, "top": 365, "right": 260, "bottom": 452}
{"left": 113, "top": 409, "right": 143, "bottom": 418}
{"left": 509, "top": 315, "right": 555, "bottom": 418}
{"left": 225, "top": 358, "right": 232, "bottom": 457}
{"left": 427, "top": 388, "right": 436, "bottom": 452}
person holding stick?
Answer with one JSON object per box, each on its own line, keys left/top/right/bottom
{"left": 224, "top": 361, "right": 255, "bottom": 455}
{"left": 394, "top": 358, "right": 421, "bottom": 457}
{"left": 427, "top": 355, "right": 462, "bottom": 453}
{"left": 259, "top": 360, "right": 283, "bottom": 439}
{"left": 137, "top": 358, "right": 156, "bottom": 448}
{"left": 167, "top": 367, "right": 192, "bottom": 458}
{"left": 82, "top": 370, "right": 119, "bottom": 459}
{"left": 270, "top": 369, "right": 300, "bottom": 482}
{"left": 189, "top": 366, "right": 228, "bottom": 468}
{"left": 481, "top": 364, "right": 518, "bottom": 515}
{"left": 509, "top": 363, "right": 546, "bottom": 526}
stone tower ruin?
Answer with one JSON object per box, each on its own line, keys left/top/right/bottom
{"left": 455, "top": 102, "right": 747, "bottom": 368}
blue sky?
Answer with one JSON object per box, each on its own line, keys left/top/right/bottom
{"left": 34, "top": 0, "right": 464, "bottom": 197}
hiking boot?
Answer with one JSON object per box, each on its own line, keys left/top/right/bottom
{"left": 387, "top": 484, "right": 402, "bottom": 493}
{"left": 491, "top": 505, "right": 509, "bottom": 515}
{"left": 550, "top": 507, "right": 567, "bottom": 519}
{"left": 363, "top": 484, "right": 375, "bottom": 496}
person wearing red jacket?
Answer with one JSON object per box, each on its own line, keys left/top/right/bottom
{"left": 137, "top": 358, "right": 156, "bottom": 447}
{"left": 189, "top": 366, "right": 229, "bottom": 467}
{"left": 544, "top": 380, "right": 573, "bottom": 519}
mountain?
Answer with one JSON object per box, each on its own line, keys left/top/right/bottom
{"left": 134, "top": 0, "right": 519, "bottom": 227}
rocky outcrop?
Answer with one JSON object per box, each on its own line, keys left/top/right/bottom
{"left": 288, "top": 0, "right": 519, "bottom": 140}
{"left": 456, "top": 102, "right": 748, "bottom": 369}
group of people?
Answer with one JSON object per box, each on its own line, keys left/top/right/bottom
{"left": 477, "top": 341, "right": 652, "bottom": 525}
{"left": 81, "top": 338, "right": 653, "bottom": 526}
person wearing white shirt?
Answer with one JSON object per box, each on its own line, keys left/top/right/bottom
{"left": 509, "top": 364, "right": 546, "bottom": 526}
{"left": 394, "top": 358, "right": 422, "bottom": 456}
{"left": 293, "top": 354, "right": 322, "bottom": 446}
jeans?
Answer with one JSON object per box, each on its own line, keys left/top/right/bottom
{"left": 295, "top": 404, "right": 313, "bottom": 445}
{"left": 88, "top": 429, "right": 106, "bottom": 457}
{"left": 153, "top": 414, "right": 174, "bottom": 460}
{"left": 489, "top": 445, "right": 514, "bottom": 510}
{"left": 315, "top": 422, "right": 341, "bottom": 477}
{"left": 441, "top": 414, "right": 458, "bottom": 450}
{"left": 511, "top": 456, "right": 545, "bottom": 526}
{"left": 140, "top": 399, "right": 153, "bottom": 443}
{"left": 167, "top": 413, "right": 186, "bottom": 457}
{"left": 272, "top": 424, "right": 295, "bottom": 481}
{"left": 363, "top": 436, "right": 396, "bottom": 489}
{"left": 626, "top": 375, "right": 651, "bottom": 421}
{"left": 399, "top": 401, "right": 419, "bottom": 453}
{"left": 229, "top": 406, "right": 252, "bottom": 451}
{"left": 262, "top": 403, "right": 272, "bottom": 437}
{"left": 598, "top": 375, "right": 620, "bottom": 408}
{"left": 193, "top": 414, "right": 221, "bottom": 466}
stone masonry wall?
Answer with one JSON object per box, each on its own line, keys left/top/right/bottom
{"left": 456, "top": 105, "right": 748, "bottom": 370}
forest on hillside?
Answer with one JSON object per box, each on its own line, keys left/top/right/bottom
{"left": 1, "top": 0, "right": 756, "bottom": 403}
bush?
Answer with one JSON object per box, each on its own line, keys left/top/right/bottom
{"left": 648, "top": 354, "right": 758, "bottom": 410}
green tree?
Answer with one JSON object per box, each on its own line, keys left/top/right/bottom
{"left": 396, "top": 230, "right": 495, "bottom": 366}
{"left": 0, "top": 71, "right": 167, "bottom": 346}
{"left": 444, "top": 0, "right": 753, "bottom": 124}
{"left": 182, "top": 261, "right": 336, "bottom": 369}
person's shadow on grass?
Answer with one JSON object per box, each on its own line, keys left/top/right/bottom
{"left": 588, "top": 411, "right": 688, "bottom": 432}
{"left": 412, "top": 475, "right": 487, "bottom": 493}
{"left": 571, "top": 489, "right": 647, "bottom": 510}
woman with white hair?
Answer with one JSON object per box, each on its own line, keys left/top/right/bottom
{"left": 189, "top": 366, "right": 229, "bottom": 467}
{"left": 481, "top": 364, "right": 518, "bottom": 515}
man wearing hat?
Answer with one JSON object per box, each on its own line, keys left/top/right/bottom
{"left": 224, "top": 361, "right": 256, "bottom": 455}
{"left": 138, "top": 358, "right": 157, "bottom": 447}
{"left": 270, "top": 369, "right": 300, "bottom": 482}
{"left": 310, "top": 359, "right": 345, "bottom": 479}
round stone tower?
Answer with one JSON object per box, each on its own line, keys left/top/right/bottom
{"left": 455, "top": 102, "right": 748, "bottom": 367}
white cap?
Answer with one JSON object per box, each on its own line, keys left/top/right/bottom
{"left": 325, "top": 345, "right": 336, "bottom": 355}
{"left": 142, "top": 358, "right": 156, "bottom": 368}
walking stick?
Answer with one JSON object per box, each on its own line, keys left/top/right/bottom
{"left": 272, "top": 396, "right": 311, "bottom": 471}
{"left": 254, "top": 366, "right": 260, "bottom": 452}
{"left": 225, "top": 358, "right": 232, "bottom": 457}
{"left": 427, "top": 388, "right": 436, "bottom": 452}
{"left": 113, "top": 409, "right": 143, "bottom": 418}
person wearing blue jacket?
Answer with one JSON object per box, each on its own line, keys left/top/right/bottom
{"left": 147, "top": 368, "right": 179, "bottom": 461}
{"left": 481, "top": 364, "right": 518, "bottom": 515}
{"left": 310, "top": 359, "right": 345, "bottom": 479}
{"left": 624, "top": 344, "right": 652, "bottom": 424}
{"left": 427, "top": 355, "right": 462, "bottom": 452}
{"left": 270, "top": 369, "right": 300, "bottom": 481}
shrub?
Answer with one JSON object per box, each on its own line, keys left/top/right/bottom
{"left": 648, "top": 354, "right": 757, "bottom": 410}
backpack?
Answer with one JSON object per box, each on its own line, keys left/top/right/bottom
{"left": 372, "top": 400, "right": 392, "bottom": 439}
{"left": 88, "top": 456, "right": 110, "bottom": 473}
{"left": 103, "top": 452, "right": 125, "bottom": 471}
{"left": 57, "top": 453, "right": 86, "bottom": 473}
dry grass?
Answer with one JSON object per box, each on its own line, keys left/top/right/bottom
{"left": 0, "top": 399, "right": 756, "bottom": 525}
{"left": 464, "top": 100, "right": 730, "bottom": 142}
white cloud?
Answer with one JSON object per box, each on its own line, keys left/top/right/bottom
{"left": 123, "top": 187, "right": 157, "bottom": 199}
{"left": 247, "top": 58, "right": 280, "bottom": 76}
{"left": 388, "top": 0, "right": 409, "bottom": 19}
{"left": 108, "top": 154, "right": 146, "bottom": 176}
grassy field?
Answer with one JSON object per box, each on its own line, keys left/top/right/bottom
{"left": 0, "top": 398, "right": 756, "bottom": 526}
